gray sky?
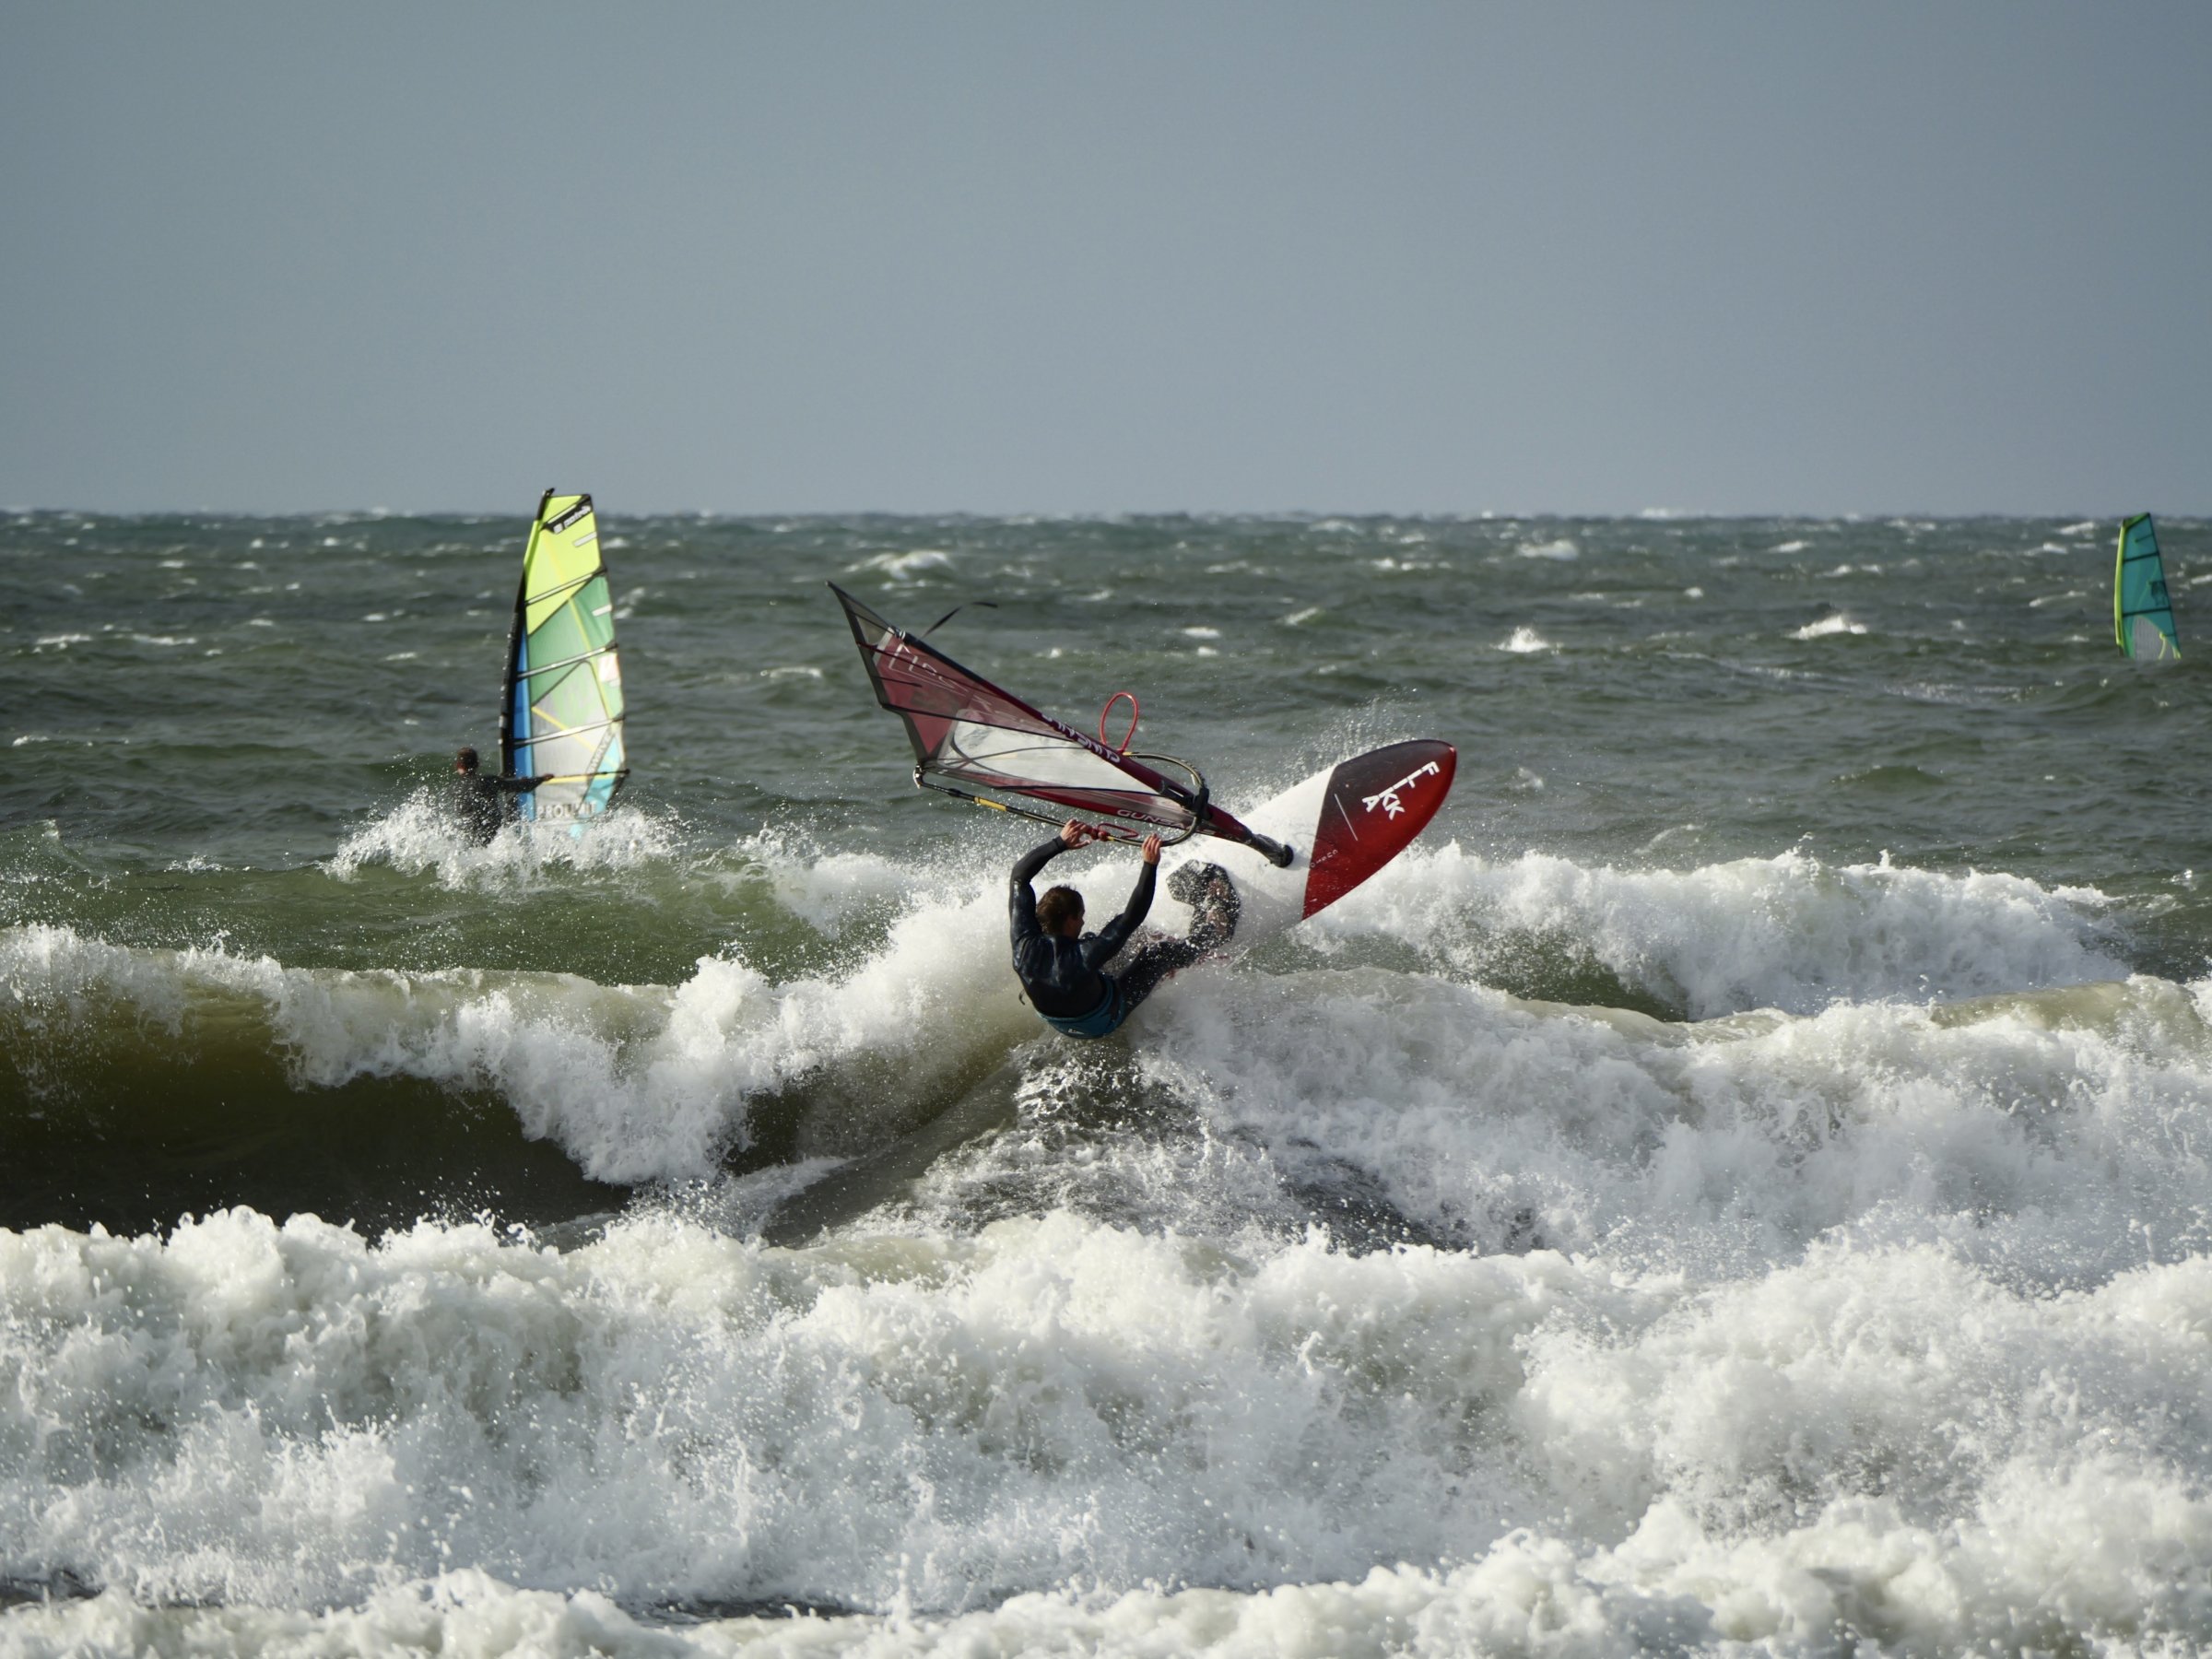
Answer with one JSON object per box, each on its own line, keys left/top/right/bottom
{"left": 5, "top": 2, "right": 2207, "bottom": 515}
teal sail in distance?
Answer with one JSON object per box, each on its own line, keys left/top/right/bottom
{"left": 2115, "top": 513, "right": 2181, "bottom": 663}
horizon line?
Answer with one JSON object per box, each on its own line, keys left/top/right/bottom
{"left": 2, "top": 503, "right": 2192, "bottom": 524}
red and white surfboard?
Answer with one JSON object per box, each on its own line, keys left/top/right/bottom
{"left": 1152, "top": 739, "right": 1457, "bottom": 947}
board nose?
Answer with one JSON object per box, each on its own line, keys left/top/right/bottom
{"left": 1301, "top": 739, "right": 1456, "bottom": 917}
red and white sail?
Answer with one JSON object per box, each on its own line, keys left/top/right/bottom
{"left": 830, "top": 583, "right": 1279, "bottom": 853}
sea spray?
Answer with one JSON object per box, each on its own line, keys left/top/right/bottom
{"left": 6, "top": 512, "right": 2212, "bottom": 1654}
{"left": 4, "top": 1212, "right": 2206, "bottom": 1649}
{"left": 1312, "top": 842, "right": 2126, "bottom": 1018}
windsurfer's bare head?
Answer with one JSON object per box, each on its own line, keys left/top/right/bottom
{"left": 454, "top": 747, "right": 480, "bottom": 774}
{"left": 1036, "top": 886, "right": 1084, "bottom": 937}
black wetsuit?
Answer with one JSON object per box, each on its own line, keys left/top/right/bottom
{"left": 1009, "top": 836, "right": 1212, "bottom": 1037}
{"left": 453, "top": 771, "right": 542, "bottom": 845}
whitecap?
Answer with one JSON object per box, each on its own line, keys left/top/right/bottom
{"left": 1788, "top": 614, "right": 1867, "bottom": 640}
{"left": 1308, "top": 841, "right": 2121, "bottom": 1018}
{"left": 848, "top": 548, "right": 953, "bottom": 579}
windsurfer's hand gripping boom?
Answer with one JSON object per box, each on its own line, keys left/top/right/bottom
{"left": 1056, "top": 818, "right": 1149, "bottom": 855}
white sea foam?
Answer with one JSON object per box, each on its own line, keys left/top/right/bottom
{"left": 1517, "top": 538, "right": 1580, "bottom": 561}
{"left": 0, "top": 1210, "right": 1559, "bottom": 1611}
{"left": 325, "top": 789, "right": 684, "bottom": 888}
{"left": 1142, "top": 955, "right": 2211, "bottom": 1274}
{"left": 1500, "top": 626, "right": 1553, "bottom": 654}
{"left": 0, "top": 839, "right": 2137, "bottom": 1194}
{"left": 847, "top": 549, "right": 952, "bottom": 580}
{"left": 6, "top": 830, "right": 2209, "bottom": 1653}
{"left": 2, "top": 1205, "right": 2206, "bottom": 1649}
{"left": 1787, "top": 613, "right": 1867, "bottom": 640}
{"left": 0, "top": 874, "right": 1027, "bottom": 1187}
{"left": 1310, "top": 841, "right": 2123, "bottom": 1018}
{"left": 10, "top": 818, "right": 1095, "bottom": 1180}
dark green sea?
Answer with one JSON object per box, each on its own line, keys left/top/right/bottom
{"left": 4, "top": 511, "right": 2209, "bottom": 1654}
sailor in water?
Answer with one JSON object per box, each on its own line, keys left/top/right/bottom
{"left": 1010, "top": 818, "right": 1240, "bottom": 1038}
{"left": 451, "top": 747, "right": 547, "bottom": 845}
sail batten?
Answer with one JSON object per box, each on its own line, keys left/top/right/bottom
{"left": 2115, "top": 513, "right": 2181, "bottom": 662}
{"left": 502, "top": 490, "right": 629, "bottom": 821}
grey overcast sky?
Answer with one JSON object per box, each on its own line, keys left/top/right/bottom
{"left": 4, "top": 3, "right": 2206, "bottom": 516}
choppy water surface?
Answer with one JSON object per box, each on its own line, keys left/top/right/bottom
{"left": 3, "top": 512, "right": 2209, "bottom": 1655}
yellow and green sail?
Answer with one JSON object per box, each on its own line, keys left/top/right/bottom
{"left": 2114, "top": 512, "right": 2180, "bottom": 663}
{"left": 500, "top": 489, "right": 628, "bottom": 819}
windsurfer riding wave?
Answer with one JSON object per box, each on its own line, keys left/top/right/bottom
{"left": 1010, "top": 819, "right": 1240, "bottom": 1039}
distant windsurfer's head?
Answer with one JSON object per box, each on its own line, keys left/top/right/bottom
{"left": 454, "top": 747, "right": 480, "bottom": 774}
{"left": 1036, "top": 886, "right": 1084, "bottom": 937}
